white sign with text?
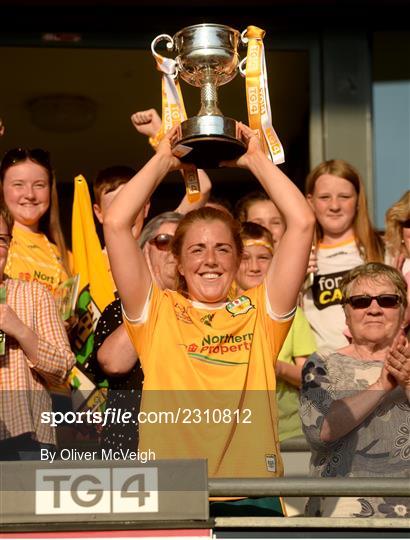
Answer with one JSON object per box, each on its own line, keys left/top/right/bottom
{"left": 35, "top": 467, "right": 158, "bottom": 514}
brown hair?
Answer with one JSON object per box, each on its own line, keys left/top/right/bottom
{"left": 305, "top": 159, "right": 384, "bottom": 262}
{"left": 171, "top": 207, "right": 243, "bottom": 295}
{"left": 240, "top": 221, "right": 274, "bottom": 248}
{"left": 234, "top": 191, "right": 270, "bottom": 222}
{"left": 340, "top": 262, "right": 408, "bottom": 310}
{"left": 385, "top": 190, "right": 410, "bottom": 259}
{"left": 0, "top": 148, "right": 71, "bottom": 276}
{"left": 0, "top": 195, "right": 14, "bottom": 234}
{"left": 93, "top": 165, "right": 136, "bottom": 205}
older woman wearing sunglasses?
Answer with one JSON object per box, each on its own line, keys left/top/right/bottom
{"left": 97, "top": 211, "right": 183, "bottom": 376}
{"left": 300, "top": 262, "right": 410, "bottom": 518}
{"left": 139, "top": 211, "right": 182, "bottom": 291}
{"left": 94, "top": 211, "right": 183, "bottom": 454}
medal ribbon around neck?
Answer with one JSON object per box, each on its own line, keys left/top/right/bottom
{"left": 150, "top": 35, "right": 201, "bottom": 203}
{"left": 241, "top": 26, "right": 285, "bottom": 164}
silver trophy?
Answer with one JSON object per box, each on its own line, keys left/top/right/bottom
{"left": 152, "top": 24, "right": 246, "bottom": 169}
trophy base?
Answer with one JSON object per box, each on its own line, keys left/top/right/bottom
{"left": 174, "top": 115, "right": 246, "bottom": 169}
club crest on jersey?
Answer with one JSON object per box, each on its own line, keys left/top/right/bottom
{"left": 226, "top": 295, "right": 255, "bottom": 317}
{"left": 200, "top": 313, "right": 215, "bottom": 327}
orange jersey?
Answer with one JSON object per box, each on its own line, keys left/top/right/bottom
{"left": 124, "top": 283, "right": 294, "bottom": 478}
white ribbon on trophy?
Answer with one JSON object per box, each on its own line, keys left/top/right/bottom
{"left": 150, "top": 34, "right": 201, "bottom": 202}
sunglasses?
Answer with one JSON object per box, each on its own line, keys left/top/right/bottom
{"left": 401, "top": 219, "right": 410, "bottom": 228}
{"left": 149, "top": 233, "right": 174, "bottom": 251}
{"left": 1, "top": 148, "right": 51, "bottom": 173}
{"left": 344, "top": 294, "right": 401, "bottom": 309}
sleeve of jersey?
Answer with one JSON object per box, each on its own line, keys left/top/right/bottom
{"left": 122, "top": 284, "right": 163, "bottom": 372}
{"left": 258, "top": 283, "right": 296, "bottom": 362}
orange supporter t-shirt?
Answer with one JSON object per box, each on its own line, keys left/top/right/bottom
{"left": 5, "top": 225, "right": 69, "bottom": 295}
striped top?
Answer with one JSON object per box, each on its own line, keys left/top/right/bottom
{"left": 0, "top": 278, "right": 75, "bottom": 444}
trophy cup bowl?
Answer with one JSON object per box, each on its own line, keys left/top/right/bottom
{"left": 155, "top": 24, "right": 246, "bottom": 169}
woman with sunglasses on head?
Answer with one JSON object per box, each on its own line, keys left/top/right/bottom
{"left": 0, "top": 148, "right": 74, "bottom": 442}
{"left": 385, "top": 190, "right": 410, "bottom": 335}
{"left": 0, "top": 200, "right": 74, "bottom": 460}
{"left": 0, "top": 148, "right": 71, "bottom": 294}
{"left": 303, "top": 160, "right": 384, "bottom": 352}
{"left": 103, "top": 121, "right": 314, "bottom": 515}
{"left": 300, "top": 262, "right": 410, "bottom": 518}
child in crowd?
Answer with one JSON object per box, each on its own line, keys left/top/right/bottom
{"left": 236, "top": 221, "right": 316, "bottom": 442}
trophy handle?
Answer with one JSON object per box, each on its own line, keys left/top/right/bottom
{"left": 238, "top": 29, "right": 249, "bottom": 77}
{"left": 151, "top": 34, "right": 178, "bottom": 78}
{"left": 240, "top": 28, "right": 249, "bottom": 44}
{"left": 239, "top": 57, "right": 247, "bottom": 78}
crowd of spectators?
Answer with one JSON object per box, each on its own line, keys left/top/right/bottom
{"left": 0, "top": 110, "right": 408, "bottom": 519}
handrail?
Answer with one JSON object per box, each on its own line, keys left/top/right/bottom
{"left": 214, "top": 516, "right": 410, "bottom": 529}
{"left": 208, "top": 477, "right": 410, "bottom": 497}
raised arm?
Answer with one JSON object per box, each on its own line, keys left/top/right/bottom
{"left": 222, "top": 123, "right": 315, "bottom": 315}
{"left": 174, "top": 169, "right": 212, "bottom": 214}
{"left": 103, "top": 127, "right": 185, "bottom": 319}
{"left": 131, "top": 108, "right": 211, "bottom": 213}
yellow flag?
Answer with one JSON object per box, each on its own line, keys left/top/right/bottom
{"left": 71, "top": 174, "right": 115, "bottom": 365}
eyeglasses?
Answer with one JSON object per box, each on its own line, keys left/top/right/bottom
{"left": 149, "top": 233, "right": 174, "bottom": 251}
{"left": 1, "top": 148, "right": 51, "bottom": 173}
{"left": 344, "top": 294, "right": 402, "bottom": 309}
{"left": 401, "top": 219, "right": 410, "bottom": 228}
{"left": 0, "top": 234, "right": 12, "bottom": 248}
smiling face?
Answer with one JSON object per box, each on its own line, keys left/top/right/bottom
{"left": 246, "top": 200, "right": 285, "bottom": 248}
{"left": 2, "top": 159, "right": 50, "bottom": 232}
{"left": 308, "top": 174, "right": 358, "bottom": 243}
{"left": 146, "top": 221, "right": 179, "bottom": 290}
{"left": 344, "top": 276, "right": 404, "bottom": 349}
{"left": 236, "top": 244, "right": 272, "bottom": 293}
{"left": 177, "top": 219, "right": 239, "bottom": 305}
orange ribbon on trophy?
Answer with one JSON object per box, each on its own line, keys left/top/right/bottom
{"left": 150, "top": 35, "right": 201, "bottom": 203}
{"left": 242, "top": 26, "right": 285, "bottom": 164}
